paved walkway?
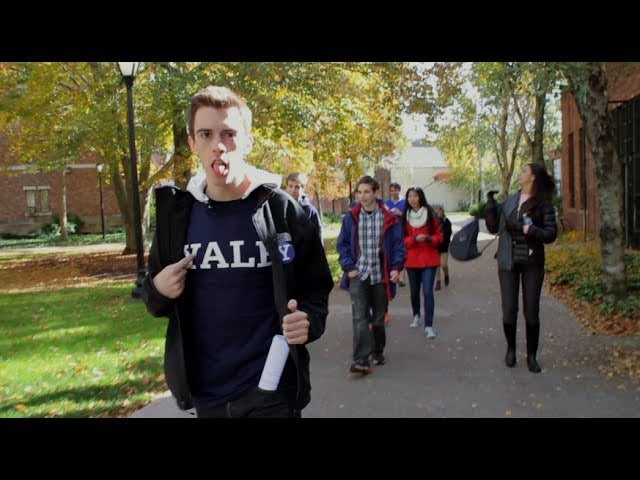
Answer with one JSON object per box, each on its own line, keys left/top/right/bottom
{"left": 131, "top": 218, "right": 640, "bottom": 418}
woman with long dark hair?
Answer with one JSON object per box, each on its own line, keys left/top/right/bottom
{"left": 485, "top": 162, "right": 557, "bottom": 373}
{"left": 401, "top": 186, "right": 443, "bottom": 338}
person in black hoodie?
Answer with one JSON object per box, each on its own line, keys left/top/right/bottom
{"left": 484, "top": 162, "right": 557, "bottom": 373}
{"left": 142, "top": 86, "right": 333, "bottom": 417}
{"left": 434, "top": 205, "right": 452, "bottom": 291}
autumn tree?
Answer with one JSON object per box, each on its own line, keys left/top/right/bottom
{"left": 1, "top": 62, "right": 423, "bottom": 254}
{"left": 0, "top": 63, "right": 117, "bottom": 241}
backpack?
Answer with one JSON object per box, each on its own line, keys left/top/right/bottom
{"left": 449, "top": 217, "right": 482, "bottom": 261}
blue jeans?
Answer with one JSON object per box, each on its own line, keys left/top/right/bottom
{"left": 407, "top": 267, "right": 437, "bottom": 327}
{"left": 349, "top": 276, "right": 388, "bottom": 363}
{"left": 194, "top": 388, "right": 300, "bottom": 418}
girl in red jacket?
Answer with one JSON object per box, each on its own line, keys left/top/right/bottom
{"left": 402, "top": 186, "right": 443, "bottom": 338}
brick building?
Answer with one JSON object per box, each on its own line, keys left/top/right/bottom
{"left": 561, "top": 63, "right": 640, "bottom": 248}
{"left": 0, "top": 154, "right": 122, "bottom": 236}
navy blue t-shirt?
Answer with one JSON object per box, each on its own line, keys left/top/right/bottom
{"left": 183, "top": 195, "right": 294, "bottom": 409}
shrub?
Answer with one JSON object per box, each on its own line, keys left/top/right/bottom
{"left": 41, "top": 213, "right": 85, "bottom": 236}
{"left": 546, "top": 236, "right": 640, "bottom": 319}
{"left": 468, "top": 201, "right": 487, "bottom": 218}
{"left": 323, "top": 212, "right": 343, "bottom": 224}
{"left": 457, "top": 200, "right": 470, "bottom": 211}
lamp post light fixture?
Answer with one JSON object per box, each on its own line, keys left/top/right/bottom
{"left": 96, "top": 163, "right": 106, "bottom": 239}
{"left": 117, "top": 61, "right": 146, "bottom": 299}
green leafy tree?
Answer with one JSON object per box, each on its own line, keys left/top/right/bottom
{"left": 506, "top": 62, "right": 561, "bottom": 167}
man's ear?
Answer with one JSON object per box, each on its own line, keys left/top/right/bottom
{"left": 187, "top": 135, "right": 196, "bottom": 154}
{"left": 244, "top": 134, "right": 254, "bottom": 155}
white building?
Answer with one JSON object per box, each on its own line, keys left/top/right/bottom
{"left": 384, "top": 142, "right": 469, "bottom": 212}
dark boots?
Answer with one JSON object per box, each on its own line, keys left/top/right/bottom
{"left": 503, "top": 323, "right": 516, "bottom": 367}
{"left": 503, "top": 323, "right": 541, "bottom": 372}
{"left": 526, "top": 324, "right": 541, "bottom": 373}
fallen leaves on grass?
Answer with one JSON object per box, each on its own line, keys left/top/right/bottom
{"left": 546, "top": 282, "right": 640, "bottom": 381}
{"left": 546, "top": 283, "right": 640, "bottom": 336}
{"left": 0, "top": 251, "right": 141, "bottom": 292}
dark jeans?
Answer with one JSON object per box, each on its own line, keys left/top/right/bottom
{"left": 498, "top": 262, "right": 545, "bottom": 328}
{"left": 406, "top": 267, "right": 437, "bottom": 327}
{"left": 349, "top": 276, "right": 388, "bottom": 362}
{"left": 195, "top": 387, "right": 300, "bottom": 418}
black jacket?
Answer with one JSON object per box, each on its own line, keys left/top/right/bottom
{"left": 141, "top": 184, "right": 334, "bottom": 411}
{"left": 485, "top": 192, "right": 557, "bottom": 271}
{"left": 438, "top": 216, "right": 452, "bottom": 253}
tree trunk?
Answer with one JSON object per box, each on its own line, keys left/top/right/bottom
{"left": 60, "top": 168, "right": 69, "bottom": 241}
{"left": 494, "top": 97, "right": 523, "bottom": 198}
{"left": 111, "top": 156, "right": 136, "bottom": 255}
{"left": 574, "top": 64, "right": 627, "bottom": 302}
{"left": 532, "top": 92, "right": 546, "bottom": 165}
{"left": 172, "top": 119, "right": 192, "bottom": 190}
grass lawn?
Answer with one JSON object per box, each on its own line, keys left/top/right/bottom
{"left": 0, "top": 281, "right": 166, "bottom": 418}
{"left": 0, "top": 231, "right": 126, "bottom": 249}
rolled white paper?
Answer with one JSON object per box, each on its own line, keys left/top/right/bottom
{"left": 258, "top": 334, "right": 290, "bottom": 391}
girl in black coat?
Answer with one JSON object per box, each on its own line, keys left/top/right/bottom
{"left": 485, "top": 162, "right": 557, "bottom": 373}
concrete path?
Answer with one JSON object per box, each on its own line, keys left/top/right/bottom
{"left": 131, "top": 217, "right": 640, "bottom": 418}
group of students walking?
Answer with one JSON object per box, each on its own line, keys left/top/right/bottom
{"left": 337, "top": 167, "right": 556, "bottom": 378}
{"left": 337, "top": 177, "right": 454, "bottom": 373}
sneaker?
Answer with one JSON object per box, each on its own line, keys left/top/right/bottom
{"left": 425, "top": 326, "right": 437, "bottom": 339}
{"left": 409, "top": 315, "right": 420, "bottom": 328}
{"left": 434, "top": 281, "right": 441, "bottom": 291}
{"left": 444, "top": 274, "right": 450, "bottom": 286}
{"left": 372, "top": 353, "right": 386, "bottom": 365}
{"left": 349, "top": 361, "right": 372, "bottom": 374}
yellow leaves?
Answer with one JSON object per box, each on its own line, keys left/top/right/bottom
{"left": 15, "top": 404, "right": 27, "bottom": 412}
{"left": 73, "top": 364, "right": 87, "bottom": 373}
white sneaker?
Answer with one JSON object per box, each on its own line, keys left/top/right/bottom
{"left": 409, "top": 315, "right": 420, "bottom": 328}
{"left": 425, "top": 326, "right": 436, "bottom": 339}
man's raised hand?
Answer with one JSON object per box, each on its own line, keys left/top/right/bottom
{"left": 153, "top": 254, "right": 196, "bottom": 299}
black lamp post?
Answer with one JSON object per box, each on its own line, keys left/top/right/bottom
{"left": 117, "top": 62, "right": 146, "bottom": 299}
{"left": 96, "top": 163, "right": 106, "bottom": 239}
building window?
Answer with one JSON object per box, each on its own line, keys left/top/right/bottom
{"left": 567, "top": 133, "right": 575, "bottom": 208}
{"left": 23, "top": 185, "right": 51, "bottom": 215}
{"left": 24, "top": 187, "right": 36, "bottom": 215}
{"left": 39, "top": 188, "right": 50, "bottom": 212}
{"left": 578, "top": 128, "right": 586, "bottom": 210}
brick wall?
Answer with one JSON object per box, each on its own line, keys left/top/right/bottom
{"left": 560, "top": 63, "right": 640, "bottom": 236}
{"left": 560, "top": 91, "right": 601, "bottom": 234}
{"left": 0, "top": 162, "right": 122, "bottom": 235}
